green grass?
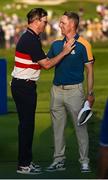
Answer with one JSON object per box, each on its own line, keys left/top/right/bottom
{"left": 0, "top": 42, "right": 108, "bottom": 178}
{"left": 0, "top": 0, "right": 108, "bottom": 178}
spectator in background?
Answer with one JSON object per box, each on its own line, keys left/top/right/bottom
{"left": 86, "top": 19, "right": 94, "bottom": 42}
{"left": 96, "top": 3, "right": 105, "bottom": 17}
{"left": 102, "top": 7, "right": 108, "bottom": 37}
{"left": 93, "top": 18, "right": 103, "bottom": 42}
{"left": 78, "top": 7, "right": 84, "bottom": 18}
{"left": 0, "top": 25, "right": 5, "bottom": 48}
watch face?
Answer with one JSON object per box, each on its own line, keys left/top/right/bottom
{"left": 88, "top": 92, "right": 94, "bottom": 96}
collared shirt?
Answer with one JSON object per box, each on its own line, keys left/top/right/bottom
{"left": 47, "top": 34, "right": 94, "bottom": 85}
{"left": 11, "top": 28, "right": 46, "bottom": 81}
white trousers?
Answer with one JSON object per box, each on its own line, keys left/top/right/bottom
{"left": 50, "top": 84, "right": 89, "bottom": 164}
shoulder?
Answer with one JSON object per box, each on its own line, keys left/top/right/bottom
{"left": 18, "top": 30, "right": 34, "bottom": 42}
{"left": 77, "top": 36, "right": 92, "bottom": 49}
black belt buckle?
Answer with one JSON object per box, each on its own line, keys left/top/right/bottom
{"left": 25, "top": 79, "right": 35, "bottom": 84}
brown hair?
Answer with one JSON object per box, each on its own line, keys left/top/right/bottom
{"left": 63, "top": 11, "right": 79, "bottom": 29}
{"left": 27, "top": 8, "right": 47, "bottom": 24}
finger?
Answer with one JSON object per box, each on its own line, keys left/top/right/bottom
{"left": 63, "top": 41, "right": 66, "bottom": 47}
{"left": 68, "top": 40, "right": 75, "bottom": 46}
{"left": 71, "top": 44, "right": 76, "bottom": 49}
{"left": 67, "top": 38, "right": 75, "bottom": 45}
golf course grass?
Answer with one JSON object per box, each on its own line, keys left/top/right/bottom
{"left": 0, "top": 0, "right": 108, "bottom": 178}
{"left": 0, "top": 42, "right": 108, "bottom": 178}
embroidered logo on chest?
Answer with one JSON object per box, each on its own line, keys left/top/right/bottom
{"left": 71, "top": 50, "right": 75, "bottom": 55}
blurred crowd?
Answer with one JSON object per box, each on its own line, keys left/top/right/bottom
{"left": 79, "top": 3, "right": 108, "bottom": 43}
{"left": 0, "top": 2, "right": 108, "bottom": 49}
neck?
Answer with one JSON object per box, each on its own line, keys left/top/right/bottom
{"left": 66, "top": 31, "right": 76, "bottom": 41}
{"left": 28, "top": 25, "right": 40, "bottom": 35}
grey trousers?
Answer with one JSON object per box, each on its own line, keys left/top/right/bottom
{"left": 50, "top": 84, "right": 89, "bottom": 164}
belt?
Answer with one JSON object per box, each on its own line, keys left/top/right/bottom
{"left": 55, "top": 84, "right": 81, "bottom": 90}
{"left": 13, "top": 77, "right": 35, "bottom": 83}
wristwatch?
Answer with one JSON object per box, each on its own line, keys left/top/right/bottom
{"left": 87, "top": 91, "right": 94, "bottom": 96}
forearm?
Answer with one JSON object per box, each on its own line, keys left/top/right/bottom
{"left": 87, "top": 68, "right": 94, "bottom": 94}
{"left": 38, "top": 38, "right": 75, "bottom": 69}
{"left": 86, "top": 63, "right": 95, "bottom": 107}
{"left": 41, "top": 51, "right": 66, "bottom": 70}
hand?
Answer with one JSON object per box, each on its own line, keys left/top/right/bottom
{"left": 87, "top": 95, "right": 95, "bottom": 108}
{"left": 63, "top": 38, "right": 75, "bottom": 55}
